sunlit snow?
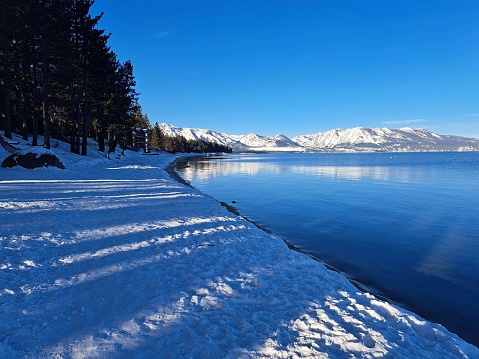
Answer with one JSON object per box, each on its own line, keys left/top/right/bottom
{"left": 0, "top": 133, "right": 478, "bottom": 358}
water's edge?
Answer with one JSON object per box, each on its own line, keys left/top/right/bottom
{"left": 165, "top": 156, "right": 396, "bottom": 306}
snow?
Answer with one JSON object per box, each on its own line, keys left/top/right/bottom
{"left": 159, "top": 124, "right": 305, "bottom": 152}
{"left": 159, "top": 123, "right": 479, "bottom": 152}
{"left": 292, "top": 127, "right": 479, "bottom": 152}
{"left": 1, "top": 134, "right": 478, "bottom": 358}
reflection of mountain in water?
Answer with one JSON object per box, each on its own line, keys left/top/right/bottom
{"left": 179, "top": 157, "right": 430, "bottom": 183}
{"left": 290, "top": 165, "right": 427, "bottom": 183}
{"left": 179, "top": 160, "right": 282, "bottom": 182}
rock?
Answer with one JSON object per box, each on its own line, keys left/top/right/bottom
{"left": 2, "top": 152, "right": 66, "bottom": 169}
{"left": 1, "top": 155, "right": 18, "bottom": 168}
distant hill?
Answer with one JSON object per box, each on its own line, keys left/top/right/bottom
{"left": 159, "top": 123, "right": 303, "bottom": 152}
{"left": 158, "top": 123, "right": 479, "bottom": 153}
{"left": 293, "top": 127, "right": 479, "bottom": 152}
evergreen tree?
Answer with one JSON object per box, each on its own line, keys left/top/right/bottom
{"left": 1, "top": 0, "right": 14, "bottom": 139}
{"left": 150, "top": 123, "right": 163, "bottom": 150}
{"left": 0, "top": 0, "right": 142, "bottom": 156}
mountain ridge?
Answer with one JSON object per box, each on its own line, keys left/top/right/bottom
{"left": 158, "top": 123, "right": 479, "bottom": 153}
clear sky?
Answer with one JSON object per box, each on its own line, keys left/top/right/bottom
{"left": 91, "top": 0, "right": 479, "bottom": 139}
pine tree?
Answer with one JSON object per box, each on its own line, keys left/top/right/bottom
{"left": 150, "top": 123, "right": 161, "bottom": 150}
{"left": 1, "top": 0, "right": 16, "bottom": 139}
{"left": 1, "top": 0, "right": 142, "bottom": 155}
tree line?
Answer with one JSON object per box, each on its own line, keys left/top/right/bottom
{"left": 1, "top": 0, "right": 147, "bottom": 155}
{"left": 150, "top": 123, "right": 232, "bottom": 154}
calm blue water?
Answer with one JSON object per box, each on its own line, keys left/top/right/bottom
{"left": 176, "top": 152, "right": 479, "bottom": 346}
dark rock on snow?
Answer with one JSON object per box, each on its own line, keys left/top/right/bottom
{"left": 2, "top": 152, "right": 66, "bottom": 169}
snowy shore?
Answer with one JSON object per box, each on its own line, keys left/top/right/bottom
{"left": 1, "top": 136, "right": 478, "bottom": 358}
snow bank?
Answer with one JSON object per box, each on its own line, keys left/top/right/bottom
{"left": 0, "top": 135, "right": 478, "bottom": 358}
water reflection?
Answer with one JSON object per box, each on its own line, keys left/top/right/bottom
{"left": 290, "top": 165, "right": 427, "bottom": 182}
{"left": 179, "top": 160, "right": 286, "bottom": 181}
{"left": 179, "top": 157, "right": 430, "bottom": 184}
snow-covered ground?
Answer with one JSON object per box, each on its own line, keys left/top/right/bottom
{"left": 1, "top": 134, "right": 478, "bottom": 358}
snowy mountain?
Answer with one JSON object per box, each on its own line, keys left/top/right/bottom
{"left": 159, "top": 123, "right": 304, "bottom": 152}
{"left": 159, "top": 123, "right": 479, "bottom": 152}
{"left": 159, "top": 123, "right": 237, "bottom": 148}
{"left": 230, "top": 133, "right": 304, "bottom": 152}
{"left": 293, "top": 127, "right": 479, "bottom": 152}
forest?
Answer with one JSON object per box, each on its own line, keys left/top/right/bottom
{"left": 149, "top": 123, "right": 232, "bottom": 154}
{"left": 1, "top": 0, "right": 231, "bottom": 155}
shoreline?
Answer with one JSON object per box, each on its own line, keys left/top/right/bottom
{"left": 166, "top": 154, "right": 479, "bottom": 348}
{"left": 166, "top": 156, "right": 407, "bottom": 308}
{"left": 2, "top": 143, "right": 478, "bottom": 356}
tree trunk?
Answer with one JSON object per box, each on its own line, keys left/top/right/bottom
{"left": 32, "top": 62, "right": 39, "bottom": 146}
{"left": 70, "top": 109, "right": 76, "bottom": 153}
{"left": 42, "top": 34, "right": 50, "bottom": 149}
{"left": 81, "top": 98, "right": 88, "bottom": 156}
{"left": 81, "top": 72, "right": 88, "bottom": 156}
{"left": 19, "top": 88, "right": 26, "bottom": 141}
{"left": 13, "top": 59, "right": 21, "bottom": 135}
{"left": 18, "top": 62, "right": 28, "bottom": 141}
{"left": 2, "top": 10, "right": 12, "bottom": 139}
{"left": 98, "top": 121, "right": 105, "bottom": 152}
{"left": 75, "top": 101, "right": 81, "bottom": 154}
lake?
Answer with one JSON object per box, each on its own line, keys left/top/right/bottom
{"left": 175, "top": 152, "right": 479, "bottom": 346}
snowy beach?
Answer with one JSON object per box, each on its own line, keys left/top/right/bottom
{"left": 1, "top": 137, "right": 478, "bottom": 358}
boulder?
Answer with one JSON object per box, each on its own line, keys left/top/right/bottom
{"left": 2, "top": 151, "right": 66, "bottom": 169}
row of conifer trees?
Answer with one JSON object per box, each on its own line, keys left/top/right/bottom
{"left": 149, "top": 124, "right": 232, "bottom": 154}
{"left": 1, "top": 0, "right": 148, "bottom": 155}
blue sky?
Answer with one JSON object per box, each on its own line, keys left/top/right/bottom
{"left": 91, "top": 0, "right": 479, "bottom": 138}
